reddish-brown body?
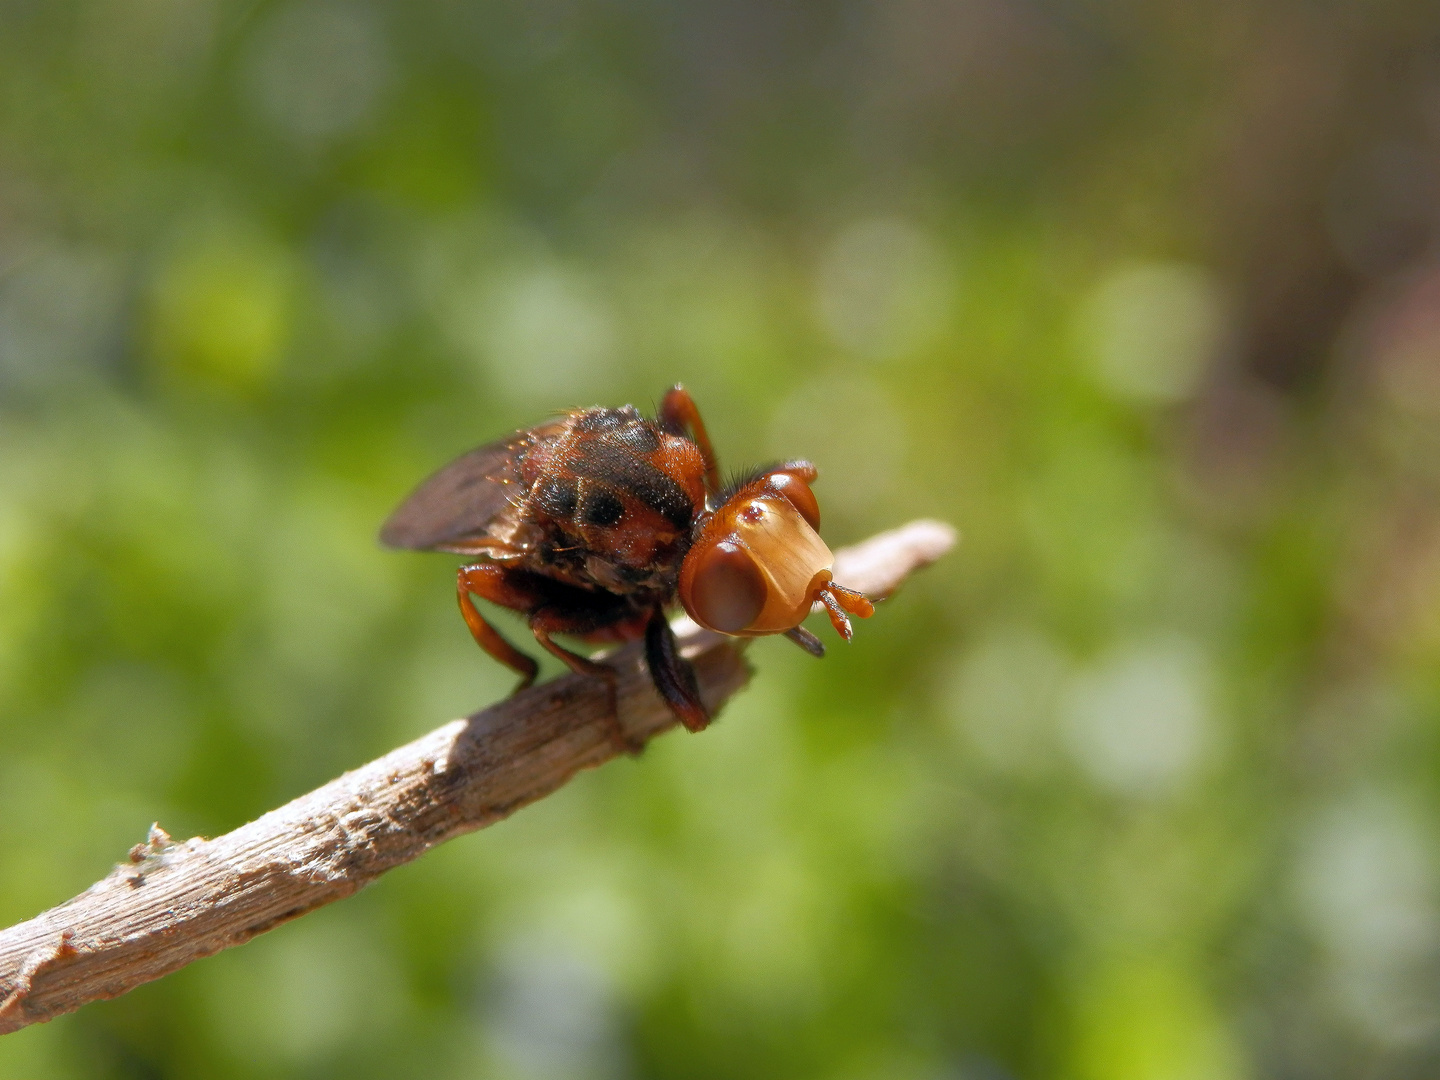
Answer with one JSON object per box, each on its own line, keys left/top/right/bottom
{"left": 380, "top": 386, "right": 872, "bottom": 743}
{"left": 506, "top": 407, "right": 706, "bottom": 601}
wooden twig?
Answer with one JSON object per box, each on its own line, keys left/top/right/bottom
{"left": 0, "top": 519, "right": 956, "bottom": 1035}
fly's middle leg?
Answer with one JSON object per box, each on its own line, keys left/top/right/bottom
{"left": 529, "top": 611, "right": 641, "bottom": 757}
{"left": 456, "top": 564, "right": 541, "bottom": 691}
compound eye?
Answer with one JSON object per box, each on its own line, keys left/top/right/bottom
{"left": 768, "top": 473, "right": 821, "bottom": 531}
{"left": 686, "top": 541, "right": 768, "bottom": 634}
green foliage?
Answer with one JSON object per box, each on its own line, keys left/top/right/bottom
{"left": 3, "top": 1, "right": 1440, "bottom": 1077}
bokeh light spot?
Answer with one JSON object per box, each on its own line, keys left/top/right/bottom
{"left": 241, "top": 1, "right": 392, "bottom": 146}
{"left": 148, "top": 218, "right": 296, "bottom": 394}
{"left": 1079, "top": 262, "right": 1226, "bottom": 405}
{"left": 814, "top": 217, "right": 956, "bottom": 360}
{"left": 767, "top": 374, "right": 906, "bottom": 524}
{"left": 947, "top": 623, "right": 1070, "bottom": 775}
{"left": 1069, "top": 959, "right": 1244, "bottom": 1080}
{"left": 1061, "top": 635, "right": 1215, "bottom": 798}
{"left": 1295, "top": 791, "right": 1440, "bottom": 1046}
{"left": 0, "top": 244, "right": 121, "bottom": 394}
{"left": 482, "top": 938, "right": 627, "bottom": 1080}
{"left": 448, "top": 260, "right": 618, "bottom": 406}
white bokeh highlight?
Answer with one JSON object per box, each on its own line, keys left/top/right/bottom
{"left": 1060, "top": 635, "right": 1215, "bottom": 797}
{"left": 472, "top": 264, "right": 619, "bottom": 405}
{"left": 1295, "top": 791, "right": 1440, "bottom": 1046}
{"left": 0, "top": 243, "right": 121, "bottom": 391}
{"left": 1080, "top": 262, "right": 1227, "bottom": 405}
{"left": 482, "top": 933, "right": 628, "bottom": 1080}
{"left": 948, "top": 623, "right": 1070, "bottom": 775}
{"left": 242, "top": 2, "right": 392, "bottom": 145}
{"left": 815, "top": 217, "right": 956, "bottom": 360}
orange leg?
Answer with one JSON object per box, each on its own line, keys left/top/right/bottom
{"left": 817, "top": 581, "right": 875, "bottom": 641}
{"left": 530, "top": 610, "right": 640, "bottom": 756}
{"left": 457, "top": 564, "right": 540, "bottom": 691}
{"left": 658, "top": 384, "right": 721, "bottom": 496}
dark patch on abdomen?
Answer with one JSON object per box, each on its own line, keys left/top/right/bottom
{"left": 570, "top": 442, "right": 693, "bottom": 529}
{"left": 580, "top": 486, "right": 625, "bottom": 527}
{"left": 532, "top": 476, "right": 578, "bottom": 518}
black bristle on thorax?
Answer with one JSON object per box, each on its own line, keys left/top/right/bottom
{"left": 717, "top": 463, "right": 780, "bottom": 505}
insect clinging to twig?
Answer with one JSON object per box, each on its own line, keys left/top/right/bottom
{"left": 380, "top": 384, "right": 873, "bottom": 744}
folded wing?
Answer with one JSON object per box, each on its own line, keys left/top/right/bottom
{"left": 378, "top": 424, "right": 560, "bottom": 553}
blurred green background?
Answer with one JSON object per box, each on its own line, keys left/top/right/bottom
{"left": 3, "top": 0, "right": 1440, "bottom": 1076}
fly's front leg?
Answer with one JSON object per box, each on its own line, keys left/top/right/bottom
{"left": 529, "top": 611, "right": 640, "bottom": 756}
{"left": 644, "top": 606, "right": 709, "bottom": 733}
{"left": 658, "top": 384, "right": 721, "bottom": 496}
{"left": 817, "top": 581, "right": 875, "bottom": 641}
{"left": 457, "top": 564, "right": 540, "bottom": 691}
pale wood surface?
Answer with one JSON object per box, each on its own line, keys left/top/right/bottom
{"left": 0, "top": 519, "right": 956, "bottom": 1036}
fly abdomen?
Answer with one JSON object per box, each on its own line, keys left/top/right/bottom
{"left": 532, "top": 476, "right": 578, "bottom": 519}
{"left": 579, "top": 486, "right": 626, "bottom": 527}
{"left": 568, "top": 440, "right": 693, "bottom": 530}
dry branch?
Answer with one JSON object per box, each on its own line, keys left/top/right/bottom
{"left": 0, "top": 519, "right": 956, "bottom": 1035}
